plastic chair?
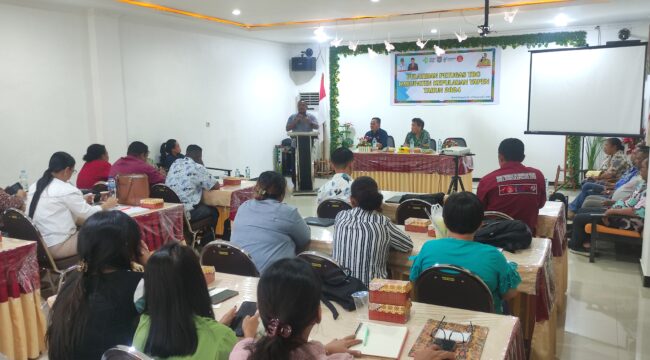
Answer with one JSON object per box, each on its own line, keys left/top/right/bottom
{"left": 149, "top": 184, "right": 215, "bottom": 248}
{"left": 200, "top": 240, "right": 259, "bottom": 277}
{"left": 101, "top": 345, "right": 153, "bottom": 360}
{"left": 297, "top": 251, "right": 346, "bottom": 279}
{"left": 386, "top": 136, "right": 395, "bottom": 148}
{"left": 443, "top": 137, "right": 468, "bottom": 148}
{"left": 1, "top": 208, "right": 79, "bottom": 291}
{"left": 317, "top": 199, "right": 351, "bottom": 219}
{"left": 395, "top": 199, "right": 433, "bottom": 225}
{"left": 414, "top": 264, "right": 494, "bottom": 313}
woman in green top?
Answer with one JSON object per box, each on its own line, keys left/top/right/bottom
{"left": 403, "top": 117, "right": 431, "bottom": 148}
{"left": 133, "top": 242, "right": 237, "bottom": 359}
{"left": 409, "top": 192, "right": 521, "bottom": 314}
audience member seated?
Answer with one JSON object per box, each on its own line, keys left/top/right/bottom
{"left": 230, "top": 171, "right": 310, "bottom": 273}
{"left": 46, "top": 211, "right": 150, "bottom": 360}
{"left": 229, "top": 258, "right": 362, "bottom": 360}
{"left": 166, "top": 144, "right": 220, "bottom": 239}
{"left": 568, "top": 137, "right": 631, "bottom": 215}
{"left": 317, "top": 147, "right": 354, "bottom": 205}
{"left": 0, "top": 187, "right": 26, "bottom": 212}
{"left": 582, "top": 146, "right": 648, "bottom": 209}
{"left": 110, "top": 141, "right": 166, "bottom": 185}
{"left": 403, "top": 117, "right": 431, "bottom": 149}
{"left": 364, "top": 117, "right": 389, "bottom": 149}
{"left": 410, "top": 192, "right": 521, "bottom": 314}
{"left": 133, "top": 242, "right": 237, "bottom": 360}
{"left": 160, "top": 138, "right": 185, "bottom": 171}
{"left": 570, "top": 158, "right": 648, "bottom": 252}
{"left": 76, "top": 144, "right": 111, "bottom": 189}
{"left": 27, "top": 152, "right": 117, "bottom": 259}
{"left": 332, "top": 176, "right": 413, "bottom": 286}
{"left": 477, "top": 138, "right": 546, "bottom": 233}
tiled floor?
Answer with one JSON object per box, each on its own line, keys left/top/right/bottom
{"left": 285, "top": 179, "right": 650, "bottom": 360}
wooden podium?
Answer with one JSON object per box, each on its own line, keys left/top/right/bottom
{"left": 288, "top": 131, "right": 318, "bottom": 194}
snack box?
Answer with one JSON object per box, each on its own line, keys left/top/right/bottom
{"left": 368, "top": 302, "right": 411, "bottom": 324}
{"left": 223, "top": 177, "right": 242, "bottom": 186}
{"left": 427, "top": 225, "right": 436, "bottom": 238}
{"left": 369, "top": 279, "right": 412, "bottom": 306}
{"left": 202, "top": 265, "right": 215, "bottom": 284}
{"left": 404, "top": 218, "right": 431, "bottom": 233}
{"left": 139, "top": 198, "right": 164, "bottom": 209}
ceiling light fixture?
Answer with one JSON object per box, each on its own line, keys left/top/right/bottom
{"left": 554, "top": 13, "right": 569, "bottom": 27}
{"left": 371, "top": 0, "right": 380, "bottom": 2}
{"left": 231, "top": 9, "right": 241, "bottom": 16}
{"left": 430, "top": 28, "right": 438, "bottom": 34}
{"left": 504, "top": 8, "right": 518, "bottom": 23}
{"left": 314, "top": 26, "right": 330, "bottom": 43}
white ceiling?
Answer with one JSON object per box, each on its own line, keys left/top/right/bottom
{"left": 6, "top": 0, "right": 650, "bottom": 43}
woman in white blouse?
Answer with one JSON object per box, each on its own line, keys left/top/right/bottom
{"left": 27, "top": 152, "right": 117, "bottom": 259}
{"left": 332, "top": 176, "right": 413, "bottom": 286}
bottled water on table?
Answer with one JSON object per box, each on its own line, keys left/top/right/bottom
{"left": 19, "top": 170, "right": 28, "bottom": 191}
{"left": 245, "top": 166, "right": 251, "bottom": 179}
{"left": 409, "top": 138, "right": 415, "bottom": 153}
{"left": 107, "top": 177, "right": 116, "bottom": 197}
{"left": 372, "top": 138, "right": 377, "bottom": 150}
{"left": 235, "top": 169, "right": 241, "bottom": 177}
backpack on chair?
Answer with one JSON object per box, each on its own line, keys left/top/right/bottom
{"left": 320, "top": 267, "right": 368, "bottom": 319}
{"left": 474, "top": 219, "right": 532, "bottom": 253}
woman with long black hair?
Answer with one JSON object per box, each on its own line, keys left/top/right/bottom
{"left": 133, "top": 242, "right": 237, "bottom": 359}
{"left": 26, "top": 152, "right": 117, "bottom": 259}
{"left": 47, "top": 211, "right": 150, "bottom": 360}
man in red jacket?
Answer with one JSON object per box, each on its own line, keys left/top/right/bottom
{"left": 477, "top": 138, "right": 546, "bottom": 234}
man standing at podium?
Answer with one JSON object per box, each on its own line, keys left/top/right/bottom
{"left": 286, "top": 100, "right": 318, "bottom": 188}
{"left": 286, "top": 100, "right": 318, "bottom": 132}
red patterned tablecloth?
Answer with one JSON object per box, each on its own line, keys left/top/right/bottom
{"left": 0, "top": 238, "right": 46, "bottom": 360}
{"left": 130, "top": 204, "right": 184, "bottom": 251}
{"left": 228, "top": 186, "right": 255, "bottom": 220}
{"left": 353, "top": 152, "right": 474, "bottom": 175}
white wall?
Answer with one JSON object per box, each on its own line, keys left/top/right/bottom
{"left": 334, "top": 22, "right": 649, "bottom": 180}
{"left": 0, "top": 3, "right": 297, "bottom": 186}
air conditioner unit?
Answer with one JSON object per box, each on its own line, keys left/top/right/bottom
{"left": 299, "top": 92, "right": 320, "bottom": 113}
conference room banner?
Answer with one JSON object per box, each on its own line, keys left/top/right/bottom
{"left": 393, "top": 48, "right": 500, "bottom": 104}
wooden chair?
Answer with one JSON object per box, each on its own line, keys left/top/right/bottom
{"left": 414, "top": 264, "right": 494, "bottom": 313}
{"left": 395, "top": 199, "right": 432, "bottom": 225}
{"left": 149, "top": 184, "right": 215, "bottom": 248}
{"left": 317, "top": 199, "right": 352, "bottom": 219}
{"left": 1, "top": 208, "right": 79, "bottom": 292}
{"left": 443, "top": 137, "right": 468, "bottom": 148}
{"left": 585, "top": 214, "right": 643, "bottom": 263}
{"left": 297, "top": 251, "right": 346, "bottom": 279}
{"left": 101, "top": 345, "right": 153, "bottom": 360}
{"left": 386, "top": 136, "right": 395, "bottom": 148}
{"left": 200, "top": 240, "right": 259, "bottom": 277}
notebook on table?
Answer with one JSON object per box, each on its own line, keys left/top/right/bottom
{"left": 350, "top": 322, "right": 408, "bottom": 359}
{"left": 304, "top": 217, "right": 335, "bottom": 227}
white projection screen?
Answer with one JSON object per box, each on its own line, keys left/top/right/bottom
{"left": 527, "top": 43, "right": 647, "bottom": 137}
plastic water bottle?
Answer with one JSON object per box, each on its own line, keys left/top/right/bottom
{"left": 409, "top": 138, "right": 415, "bottom": 153}
{"left": 107, "top": 177, "right": 116, "bottom": 197}
{"left": 245, "top": 166, "right": 251, "bottom": 179}
{"left": 19, "top": 170, "right": 28, "bottom": 191}
{"left": 235, "top": 168, "right": 241, "bottom": 177}
{"left": 372, "top": 138, "right": 377, "bottom": 150}
{"left": 438, "top": 138, "right": 443, "bottom": 151}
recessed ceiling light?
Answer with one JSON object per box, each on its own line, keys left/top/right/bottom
{"left": 554, "top": 13, "right": 569, "bottom": 27}
{"left": 371, "top": 0, "right": 380, "bottom": 2}
{"left": 232, "top": 9, "right": 241, "bottom": 16}
{"left": 430, "top": 28, "right": 438, "bottom": 34}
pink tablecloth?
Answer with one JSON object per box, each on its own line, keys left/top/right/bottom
{"left": 353, "top": 152, "right": 474, "bottom": 175}
{"left": 131, "top": 204, "right": 184, "bottom": 250}
{"left": 228, "top": 186, "right": 255, "bottom": 221}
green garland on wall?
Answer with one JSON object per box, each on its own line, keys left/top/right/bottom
{"left": 328, "top": 31, "right": 588, "bottom": 156}
{"left": 565, "top": 135, "right": 582, "bottom": 188}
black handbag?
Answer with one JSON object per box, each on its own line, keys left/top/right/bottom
{"left": 320, "top": 267, "right": 368, "bottom": 319}
{"left": 474, "top": 219, "right": 532, "bottom": 253}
